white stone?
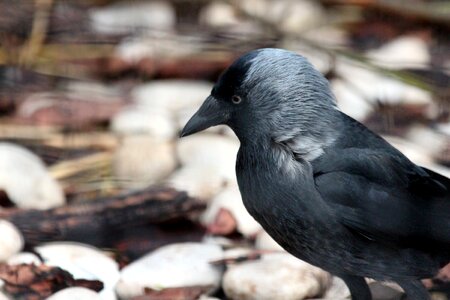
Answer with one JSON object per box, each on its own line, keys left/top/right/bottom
{"left": 385, "top": 136, "right": 450, "bottom": 178}
{"left": 89, "top": 1, "right": 175, "bottom": 34}
{"left": 367, "top": 36, "right": 430, "bottom": 69}
{"left": 46, "top": 287, "right": 101, "bottom": 300}
{"left": 331, "top": 79, "right": 374, "bottom": 121}
{"left": 110, "top": 106, "right": 177, "bottom": 140}
{"left": 176, "top": 134, "right": 239, "bottom": 181}
{"left": 199, "top": 1, "right": 240, "bottom": 27}
{"left": 0, "top": 143, "right": 65, "bottom": 209}
{"left": 239, "top": 0, "right": 324, "bottom": 33}
{"left": 116, "top": 33, "right": 203, "bottom": 63}
{"left": 322, "top": 276, "right": 350, "bottom": 299}
{"left": 223, "top": 252, "right": 330, "bottom": 300}
{"left": 198, "top": 296, "right": 221, "bottom": 300}
{"left": 133, "top": 80, "right": 213, "bottom": 113}
{"left": 201, "top": 186, "right": 261, "bottom": 237}
{"left": 0, "top": 292, "right": 9, "bottom": 300}
{"left": 255, "top": 230, "right": 284, "bottom": 252}
{"left": 422, "top": 164, "right": 450, "bottom": 179}
{"left": 222, "top": 247, "right": 254, "bottom": 259}
{"left": 113, "top": 136, "right": 177, "bottom": 188}
{"left": 437, "top": 122, "right": 450, "bottom": 136}
{"left": 35, "top": 242, "right": 120, "bottom": 300}
{"left": 116, "top": 242, "right": 223, "bottom": 299}
{"left": 202, "top": 235, "right": 235, "bottom": 248}
{"left": 385, "top": 135, "right": 434, "bottom": 165}
{"left": 0, "top": 220, "right": 23, "bottom": 262}
{"left": 7, "top": 252, "right": 41, "bottom": 265}
{"left": 280, "top": 41, "right": 335, "bottom": 74}
{"left": 166, "top": 165, "right": 227, "bottom": 200}
{"left": 336, "top": 58, "right": 432, "bottom": 107}
{"left": 405, "top": 125, "right": 448, "bottom": 159}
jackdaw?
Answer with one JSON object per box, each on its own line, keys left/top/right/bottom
{"left": 181, "top": 48, "right": 450, "bottom": 300}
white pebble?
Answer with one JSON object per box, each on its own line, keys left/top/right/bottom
{"left": 255, "top": 230, "right": 284, "bottom": 252}
{"left": 336, "top": 58, "right": 432, "bottom": 107}
{"left": 201, "top": 186, "right": 261, "bottom": 237}
{"left": 239, "top": 0, "right": 324, "bottom": 33}
{"left": 113, "top": 136, "right": 177, "bottom": 188}
{"left": 0, "top": 292, "right": 9, "bottom": 300}
{"left": 367, "top": 36, "right": 430, "bottom": 69}
{"left": 199, "top": 1, "right": 240, "bottom": 27}
{"left": 166, "top": 165, "right": 227, "bottom": 200}
{"left": 0, "top": 220, "right": 24, "bottom": 262}
{"left": 0, "top": 143, "right": 65, "bottom": 209}
{"left": 45, "top": 287, "right": 101, "bottom": 300}
{"left": 116, "top": 242, "right": 223, "bottom": 299}
{"left": 110, "top": 106, "right": 177, "bottom": 140}
{"left": 176, "top": 134, "right": 239, "bottom": 182}
{"left": 7, "top": 252, "right": 41, "bottom": 265}
{"left": 90, "top": 1, "right": 175, "bottom": 34}
{"left": 35, "top": 242, "right": 120, "bottom": 300}
{"left": 133, "top": 80, "right": 213, "bottom": 113}
{"left": 331, "top": 79, "right": 373, "bottom": 121}
{"left": 223, "top": 252, "right": 330, "bottom": 300}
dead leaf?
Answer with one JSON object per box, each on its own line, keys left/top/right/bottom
{"left": 0, "top": 263, "right": 103, "bottom": 300}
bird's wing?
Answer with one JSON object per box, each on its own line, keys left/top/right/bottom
{"left": 312, "top": 148, "right": 450, "bottom": 248}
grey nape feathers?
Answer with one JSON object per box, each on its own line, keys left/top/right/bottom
{"left": 181, "top": 48, "right": 450, "bottom": 300}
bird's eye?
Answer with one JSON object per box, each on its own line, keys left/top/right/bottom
{"left": 231, "top": 95, "right": 242, "bottom": 104}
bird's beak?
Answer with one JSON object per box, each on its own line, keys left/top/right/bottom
{"left": 180, "top": 95, "right": 227, "bottom": 138}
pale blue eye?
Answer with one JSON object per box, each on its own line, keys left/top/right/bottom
{"left": 232, "top": 95, "right": 242, "bottom": 104}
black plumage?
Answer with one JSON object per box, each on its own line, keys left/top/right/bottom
{"left": 181, "top": 48, "right": 450, "bottom": 300}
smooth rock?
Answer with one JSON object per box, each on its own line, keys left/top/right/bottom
{"left": 198, "top": 296, "right": 221, "bottom": 300}
{"left": 201, "top": 186, "right": 261, "bottom": 237}
{"left": 336, "top": 57, "right": 432, "bottom": 106}
{"left": 110, "top": 106, "right": 177, "bottom": 140}
{"left": 0, "top": 220, "right": 24, "bottom": 262}
{"left": 223, "top": 252, "right": 330, "bottom": 300}
{"left": 115, "top": 33, "right": 202, "bottom": 63}
{"left": 199, "top": 1, "right": 240, "bottom": 27}
{"left": 0, "top": 143, "right": 65, "bottom": 209}
{"left": 116, "top": 242, "right": 223, "bottom": 299}
{"left": 367, "top": 36, "right": 430, "bottom": 69}
{"left": 7, "top": 252, "right": 41, "bottom": 265}
{"left": 331, "top": 79, "right": 374, "bottom": 121}
{"left": 166, "top": 165, "right": 227, "bottom": 200}
{"left": 322, "top": 276, "right": 350, "bottom": 299}
{"left": 133, "top": 80, "right": 213, "bottom": 113}
{"left": 35, "top": 242, "right": 120, "bottom": 300}
{"left": 46, "top": 287, "right": 101, "bottom": 300}
{"left": 90, "top": 1, "right": 175, "bottom": 34}
{"left": 0, "top": 292, "right": 9, "bottom": 300}
{"left": 280, "top": 41, "right": 335, "bottom": 74}
{"left": 255, "top": 230, "right": 284, "bottom": 252}
{"left": 385, "top": 135, "right": 434, "bottom": 165}
{"left": 405, "top": 125, "right": 449, "bottom": 159}
{"left": 176, "top": 134, "right": 239, "bottom": 182}
{"left": 239, "top": 0, "right": 324, "bottom": 33}
{"left": 113, "top": 136, "right": 177, "bottom": 188}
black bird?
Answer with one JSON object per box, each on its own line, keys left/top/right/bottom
{"left": 180, "top": 48, "right": 450, "bottom": 300}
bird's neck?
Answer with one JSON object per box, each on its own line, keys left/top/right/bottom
{"left": 236, "top": 135, "right": 332, "bottom": 221}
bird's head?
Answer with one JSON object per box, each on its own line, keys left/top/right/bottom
{"left": 181, "top": 48, "right": 338, "bottom": 143}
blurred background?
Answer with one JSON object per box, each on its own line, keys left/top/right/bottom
{"left": 0, "top": 0, "right": 449, "bottom": 299}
